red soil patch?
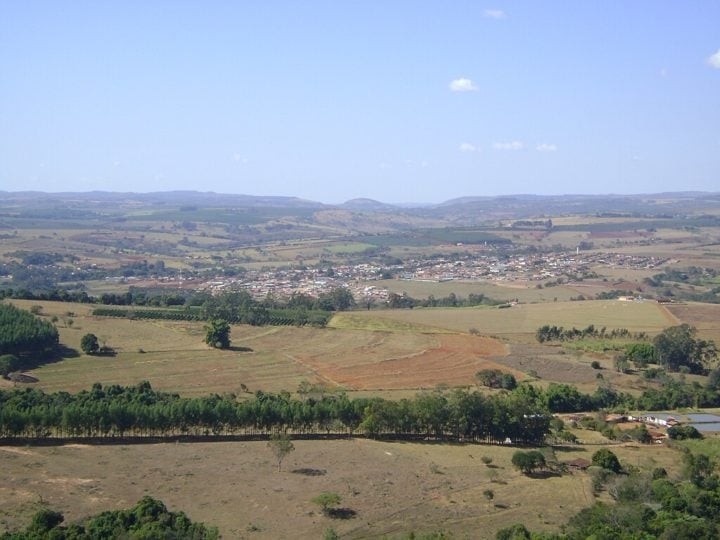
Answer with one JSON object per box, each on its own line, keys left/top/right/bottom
{"left": 299, "top": 334, "right": 513, "bottom": 390}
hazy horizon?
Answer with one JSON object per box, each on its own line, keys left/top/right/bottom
{"left": 2, "top": 2, "right": 719, "bottom": 204}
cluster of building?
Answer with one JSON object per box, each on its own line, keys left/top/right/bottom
{"left": 189, "top": 251, "right": 667, "bottom": 301}
{"left": 397, "top": 252, "right": 667, "bottom": 283}
{"left": 116, "top": 250, "right": 667, "bottom": 305}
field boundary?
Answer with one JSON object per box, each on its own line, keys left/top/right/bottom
{"left": 0, "top": 433, "right": 546, "bottom": 447}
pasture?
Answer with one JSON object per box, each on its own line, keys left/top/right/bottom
{"left": 0, "top": 438, "right": 685, "bottom": 539}
{"left": 338, "top": 300, "right": 673, "bottom": 341}
{"left": 7, "top": 301, "right": 510, "bottom": 397}
{"left": 3, "top": 298, "right": 707, "bottom": 400}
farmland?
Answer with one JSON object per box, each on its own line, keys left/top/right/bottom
{"left": 3, "top": 191, "right": 720, "bottom": 538}
{"left": 3, "top": 297, "right": 694, "bottom": 399}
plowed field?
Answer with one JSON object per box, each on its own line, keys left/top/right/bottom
{"left": 295, "top": 334, "right": 512, "bottom": 390}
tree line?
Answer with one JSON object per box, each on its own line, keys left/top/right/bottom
{"left": 5, "top": 376, "right": 720, "bottom": 443}
{"left": 386, "top": 291, "right": 504, "bottom": 309}
{"left": 0, "top": 382, "right": 550, "bottom": 444}
{"left": 536, "top": 324, "right": 646, "bottom": 343}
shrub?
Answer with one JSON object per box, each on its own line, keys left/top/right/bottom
{"left": 592, "top": 448, "right": 622, "bottom": 473}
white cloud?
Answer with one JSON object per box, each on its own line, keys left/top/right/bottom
{"left": 708, "top": 49, "right": 720, "bottom": 69}
{"left": 231, "top": 152, "right": 249, "bottom": 163}
{"left": 449, "top": 78, "right": 478, "bottom": 92}
{"left": 459, "top": 143, "right": 477, "bottom": 152}
{"left": 484, "top": 9, "right": 506, "bottom": 19}
{"left": 536, "top": 143, "right": 557, "bottom": 152}
{"left": 492, "top": 141, "right": 524, "bottom": 151}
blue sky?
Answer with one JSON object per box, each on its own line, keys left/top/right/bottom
{"left": 1, "top": 2, "right": 719, "bottom": 204}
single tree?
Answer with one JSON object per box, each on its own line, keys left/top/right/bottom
{"left": 267, "top": 433, "right": 295, "bottom": 472}
{"left": 653, "top": 324, "right": 717, "bottom": 373}
{"left": 591, "top": 448, "right": 622, "bottom": 473}
{"left": 312, "top": 492, "right": 342, "bottom": 515}
{"left": 204, "top": 319, "right": 231, "bottom": 349}
{"left": 80, "top": 333, "right": 100, "bottom": 354}
{"left": 511, "top": 450, "right": 546, "bottom": 475}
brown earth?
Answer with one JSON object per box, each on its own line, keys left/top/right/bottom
{"left": 295, "top": 334, "right": 513, "bottom": 390}
{"left": 665, "top": 303, "right": 720, "bottom": 342}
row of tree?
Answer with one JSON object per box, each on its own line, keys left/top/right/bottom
{"left": 386, "top": 291, "right": 503, "bottom": 309}
{"left": 535, "top": 324, "right": 644, "bottom": 343}
{"left": 5, "top": 375, "right": 720, "bottom": 442}
{"left": 0, "top": 382, "right": 551, "bottom": 444}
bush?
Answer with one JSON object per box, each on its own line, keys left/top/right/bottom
{"left": 592, "top": 448, "right": 622, "bottom": 473}
{"left": 0, "top": 354, "right": 20, "bottom": 378}
{"left": 667, "top": 425, "right": 703, "bottom": 440}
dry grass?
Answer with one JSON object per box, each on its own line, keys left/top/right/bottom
{"left": 342, "top": 300, "right": 671, "bottom": 339}
{"left": 665, "top": 302, "right": 720, "bottom": 343}
{"left": 0, "top": 438, "right": 686, "bottom": 539}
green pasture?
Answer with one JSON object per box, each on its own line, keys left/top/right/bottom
{"left": 678, "top": 437, "right": 720, "bottom": 458}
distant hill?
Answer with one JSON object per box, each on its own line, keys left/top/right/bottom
{"left": 1, "top": 190, "right": 719, "bottom": 224}
{"left": 0, "top": 190, "right": 326, "bottom": 209}
{"left": 341, "top": 198, "right": 398, "bottom": 211}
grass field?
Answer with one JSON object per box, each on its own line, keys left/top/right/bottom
{"left": 0, "top": 438, "right": 686, "bottom": 539}
{"left": 341, "top": 300, "right": 673, "bottom": 340}
{"left": 368, "top": 279, "right": 582, "bottom": 304}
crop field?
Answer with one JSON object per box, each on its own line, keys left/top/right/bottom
{"left": 7, "top": 303, "right": 510, "bottom": 396}
{"left": 340, "top": 300, "right": 673, "bottom": 340}
{"left": 5, "top": 298, "right": 712, "bottom": 400}
{"left": 0, "top": 438, "right": 685, "bottom": 539}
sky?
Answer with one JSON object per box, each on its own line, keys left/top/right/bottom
{"left": 1, "top": 2, "right": 719, "bottom": 204}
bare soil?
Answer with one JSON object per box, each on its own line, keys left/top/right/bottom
{"left": 296, "top": 334, "right": 512, "bottom": 390}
